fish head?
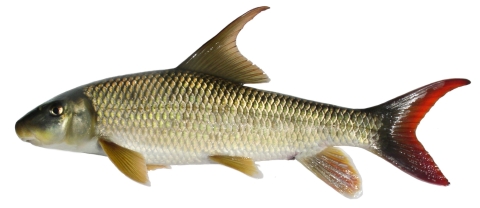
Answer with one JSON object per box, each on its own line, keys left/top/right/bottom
{"left": 15, "top": 87, "right": 99, "bottom": 154}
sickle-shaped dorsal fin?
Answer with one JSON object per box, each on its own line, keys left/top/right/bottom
{"left": 176, "top": 6, "right": 270, "bottom": 84}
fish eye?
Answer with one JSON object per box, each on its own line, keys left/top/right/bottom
{"left": 49, "top": 104, "right": 64, "bottom": 116}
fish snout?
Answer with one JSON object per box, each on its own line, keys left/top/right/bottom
{"left": 15, "top": 119, "right": 35, "bottom": 143}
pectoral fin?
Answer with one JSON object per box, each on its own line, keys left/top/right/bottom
{"left": 209, "top": 155, "right": 263, "bottom": 178}
{"left": 99, "top": 138, "right": 150, "bottom": 186}
{"left": 297, "top": 147, "right": 362, "bottom": 199}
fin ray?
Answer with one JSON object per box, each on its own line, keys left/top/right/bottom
{"left": 99, "top": 138, "right": 150, "bottom": 186}
{"left": 365, "top": 79, "right": 470, "bottom": 185}
{"left": 209, "top": 155, "right": 263, "bottom": 178}
{"left": 297, "top": 147, "right": 362, "bottom": 199}
{"left": 177, "top": 6, "right": 270, "bottom": 84}
{"left": 147, "top": 164, "right": 171, "bottom": 171}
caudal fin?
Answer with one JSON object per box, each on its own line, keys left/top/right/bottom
{"left": 365, "top": 79, "right": 470, "bottom": 185}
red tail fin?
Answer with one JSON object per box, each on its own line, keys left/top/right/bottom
{"left": 366, "top": 79, "right": 470, "bottom": 185}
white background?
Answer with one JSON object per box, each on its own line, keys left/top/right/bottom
{"left": 1, "top": 1, "right": 478, "bottom": 207}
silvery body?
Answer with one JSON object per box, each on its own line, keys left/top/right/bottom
{"left": 15, "top": 7, "right": 470, "bottom": 198}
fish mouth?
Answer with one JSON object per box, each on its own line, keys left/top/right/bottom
{"left": 15, "top": 119, "right": 39, "bottom": 145}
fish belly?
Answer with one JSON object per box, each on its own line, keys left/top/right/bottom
{"left": 85, "top": 70, "right": 381, "bottom": 165}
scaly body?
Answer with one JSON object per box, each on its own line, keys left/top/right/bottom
{"left": 86, "top": 70, "right": 378, "bottom": 165}
{"left": 15, "top": 7, "right": 470, "bottom": 198}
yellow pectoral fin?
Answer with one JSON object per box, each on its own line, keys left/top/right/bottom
{"left": 297, "top": 147, "right": 362, "bottom": 199}
{"left": 209, "top": 155, "right": 262, "bottom": 178}
{"left": 98, "top": 138, "right": 150, "bottom": 186}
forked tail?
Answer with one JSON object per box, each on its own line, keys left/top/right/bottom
{"left": 365, "top": 79, "right": 470, "bottom": 185}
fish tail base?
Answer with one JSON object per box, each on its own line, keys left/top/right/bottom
{"left": 365, "top": 79, "right": 470, "bottom": 185}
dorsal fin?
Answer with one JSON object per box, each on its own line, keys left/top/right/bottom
{"left": 176, "top": 6, "right": 270, "bottom": 84}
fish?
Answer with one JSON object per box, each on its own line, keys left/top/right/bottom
{"left": 14, "top": 6, "right": 470, "bottom": 199}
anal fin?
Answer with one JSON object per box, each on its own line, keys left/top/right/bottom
{"left": 99, "top": 138, "right": 150, "bottom": 186}
{"left": 209, "top": 155, "right": 263, "bottom": 178}
{"left": 297, "top": 147, "right": 362, "bottom": 199}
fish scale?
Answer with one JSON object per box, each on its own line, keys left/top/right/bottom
{"left": 85, "top": 70, "right": 378, "bottom": 165}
